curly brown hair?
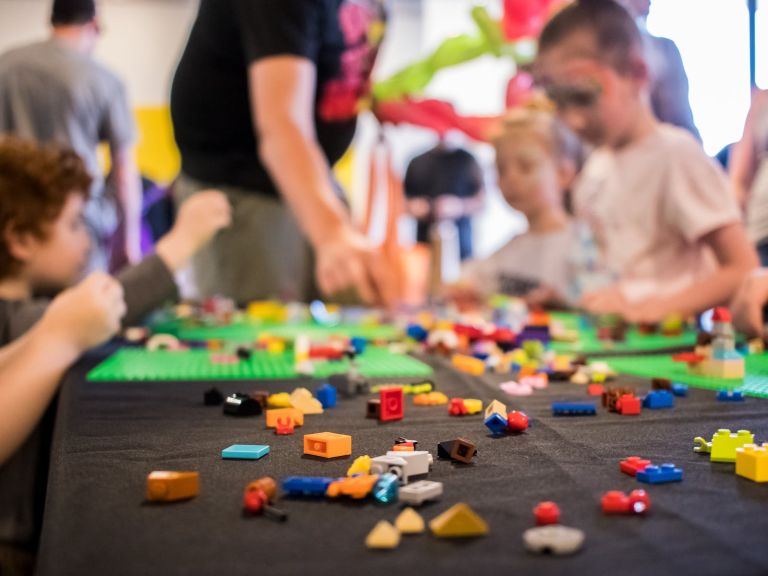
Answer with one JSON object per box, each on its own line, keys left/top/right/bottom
{"left": 0, "top": 137, "right": 91, "bottom": 279}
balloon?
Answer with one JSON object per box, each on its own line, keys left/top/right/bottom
{"left": 503, "top": 0, "right": 562, "bottom": 41}
{"left": 373, "top": 61, "right": 434, "bottom": 102}
{"left": 471, "top": 6, "right": 505, "bottom": 57}
{"left": 505, "top": 72, "right": 535, "bottom": 109}
{"left": 428, "top": 34, "right": 489, "bottom": 70}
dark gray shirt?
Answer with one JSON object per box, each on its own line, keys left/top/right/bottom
{"left": 0, "top": 39, "right": 135, "bottom": 238}
{"left": 0, "top": 255, "right": 177, "bottom": 552}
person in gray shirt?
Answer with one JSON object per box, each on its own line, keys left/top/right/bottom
{"left": 0, "top": 0, "right": 142, "bottom": 272}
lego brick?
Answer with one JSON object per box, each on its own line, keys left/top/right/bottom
{"left": 246, "top": 477, "right": 277, "bottom": 500}
{"left": 203, "top": 387, "right": 224, "bottom": 406}
{"left": 223, "top": 393, "right": 263, "bottom": 416}
{"left": 398, "top": 480, "right": 443, "bottom": 505}
{"left": 370, "top": 456, "right": 409, "bottom": 484}
{"left": 620, "top": 456, "right": 652, "bottom": 477}
{"left": 290, "top": 388, "right": 324, "bottom": 414}
{"left": 281, "top": 476, "right": 334, "bottom": 497}
{"left": 485, "top": 399, "right": 508, "bottom": 419}
{"left": 710, "top": 429, "right": 755, "bottom": 462}
{"left": 716, "top": 390, "right": 745, "bottom": 402}
{"left": 693, "top": 436, "right": 711, "bottom": 454}
{"left": 552, "top": 402, "right": 597, "bottom": 416}
{"left": 347, "top": 455, "right": 372, "bottom": 477}
{"left": 438, "top": 438, "right": 477, "bottom": 464}
{"left": 601, "top": 489, "right": 650, "bottom": 514}
{"left": 265, "top": 408, "right": 304, "bottom": 428}
{"left": 395, "top": 507, "right": 425, "bottom": 534}
{"left": 366, "top": 399, "right": 382, "bottom": 419}
{"left": 616, "top": 394, "right": 641, "bottom": 416}
{"left": 523, "top": 525, "right": 584, "bottom": 555}
{"left": 315, "top": 383, "right": 337, "bottom": 408}
{"left": 326, "top": 474, "right": 379, "bottom": 499}
{"left": 413, "top": 391, "right": 448, "bottom": 405}
{"left": 146, "top": 471, "right": 199, "bottom": 502}
{"left": 385, "top": 450, "right": 432, "bottom": 478}
{"left": 463, "top": 399, "right": 483, "bottom": 414}
{"left": 534, "top": 501, "right": 560, "bottom": 526}
{"left": 636, "top": 464, "right": 683, "bottom": 484}
{"left": 267, "top": 393, "right": 292, "bottom": 408}
{"left": 366, "top": 520, "right": 400, "bottom": 549}
{"left": 303, "top": 432, "right": 352, "bottom": 459}
{"left": 587, "top": 384, "right": 605, "bottom": 396}
{"left": 643, "top": 390, "right": 674, "bottom": 409}
{"left": 671, "top": 383, "right": 689, "bottom": 397}
{"left": 735, "top": 443, "right": 768, "bottom": 482}
{"left": 451, "top": 354, "right": 486, "bottom": 376}
{"left": 652, "top": 378, "right": 673, "bottom": 391}
{"left": 372, "top": 473, "right": 399, "bottom": 504}
{"left": 380, "top": 387, "right": 404, "bottom": 422}
{"left": 507, "top": 411, "right": 529, "bottom": 432}
{"left": 429, "top": 503, "right": 489, "bottom": 538}
{"left": 222, "top": 444, "right": 270, "bottom": 460}
{"left": 484, "top": 412, "right": 509, "bottom": 436}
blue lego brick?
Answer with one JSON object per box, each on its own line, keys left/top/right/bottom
{"left": 643, "top": 390, "right": 674, "bottom": 409}
{"left": 350, "top": 336, "right": 367, "bottom": 355}
{"left": 222, "top": 444, "right": 270, "bottom": 460}
{"left": 472, "top": 352, "right": 490, "bottom": 361}
{"left": 316, "top": 383, "right": 337, "bottom": 409}
{"left": 484, "top": 413, "right": 509, "bottom": 436}
{"left": 372, "top": 473, "right": 399, "bottom": 504}
{"left": 552, "top": 402, "right": 597, "bottom": 416}
{"left": 406, "top": 324, "right": 429, "bottom": 342}
{"left": 636, "top": 463, "right": 683, "bottom": 484}
{"left": 671, "top": 383, "right": 689, "bottom": 397}
{"left": 282, "top": 476, "right": 334, "bottom": 496}
{"left": 717, "top": 389, "right": 745, "bottom": 402}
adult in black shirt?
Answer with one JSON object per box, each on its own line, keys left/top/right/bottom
{"left": 404, "top": 139, "right": 485, "bottom": 261}
{"left": 171, "top": 0, "right": 396, "bottom": 305}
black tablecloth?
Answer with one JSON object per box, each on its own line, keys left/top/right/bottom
{"left": 36, "top": 354, "right": 768, "bottom": 576}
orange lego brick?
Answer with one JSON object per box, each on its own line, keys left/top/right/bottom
{"left": 266, "top": 408, "right": 304, "bottom": 428}
{"left": 303, "top": 432, "right": 352, "bottom": 458}
{"left": 146, "top": 471, "right": 199, "bottom": 502}
{"left": 326, "top": 474, "right": 379, "bottom": 499}
{"left": 451, "top": 354, "right": 486, "bottom": 376}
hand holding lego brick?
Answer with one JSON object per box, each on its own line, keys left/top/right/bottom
{"left": 156, "top": 189, "right": 232, "bottom": 272}
{"left": 731, "top": 267, "right": 768, "bottom": 338}
{"left": 40, "top": 272, "right": 125, "bottom": 353}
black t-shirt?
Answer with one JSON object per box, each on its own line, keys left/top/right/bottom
{"left": 171, "top": 0, "right": 385, "bottom": 195}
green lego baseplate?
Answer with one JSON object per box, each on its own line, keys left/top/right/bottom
{"left": 549, "top": 312, "right": 698, "bottom": 355}
{"left": 599, "top": 353, "right": 768, "bottom": 399}
{"left": 87, "top": 346, "right": 433, "bottom": 382}
{"left": 150, "top": 318, "right": 400, "bottom": 343}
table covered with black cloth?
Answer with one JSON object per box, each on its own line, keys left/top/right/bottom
{"left": 35, "top": 353, "right": 768, "bottom": 576}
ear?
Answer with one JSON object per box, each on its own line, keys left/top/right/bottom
{"left": 626, "top": 52, "right": 650, "bottom": 85}
{"left": 4, "top": 223, "right": 38, "bottom": 264}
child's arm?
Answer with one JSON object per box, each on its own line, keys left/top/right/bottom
{"left": 117, "top": 190, "right": 231, "bottom": 326}
{"left": 0, "top": 273, "right": 125, "bottom": 465}
{"left": 620, "top": 223, "right": 757, "bottom": 323}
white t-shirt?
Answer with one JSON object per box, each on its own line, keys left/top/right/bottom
{"left": 460, "top": 223, "right": 578, "bottom": 300}
{"left": 574, "top": 124, "right": 741, "bottom": 303}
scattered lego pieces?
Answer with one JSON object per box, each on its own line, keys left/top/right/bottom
{"left": 267, "top": 393, "right": 292, "bottom": 409}
{"left": 523, "top": 525, "right": 584, "bottom": 555}
{"left": 693, "top": 436, "right": 711, "bottom": 454}
{"left": 327, "top": 474, "right": 379, "bottom": 499}
{"left": 223, "top": 393, "right": 263, "bottom": 416}
{"left": 709, "top": 429, "right": 754, "bottom": 462}
{"left": 366, "top": 520, "right": 400, "bottom": 549}
{"left": 304, "top": 432, "right": 352, "bottom": 459}
{"left": 243, "top": 477, "right": 287, "bottom": 522}
{"left": 222, "top": 444, "right": 270, "bottom": 460}
{"left": 437, "top": 438, "right": 478, "bottom": 464}
{"left": 651, "top": 378, "right": 673, "bottom": 391}
{"left": 643, "top": 390, "right": 674, "bottom": 409}
{"left": 372, "top": 473, "right": 400, "bottom": 504}
{"left": 507, "top": 411, "right": 529, "bottom": 433}
{"left": 203, "top": 387, "right": 224, "bottom": 406}
{"left": 265, "top": 408, "right": 304, "bottom": 429}
{"left": 395, "top": 507, "right": 425, "bottom": 534}
{"left": 366, "top": 399, "right": 381, "bottom": 419}
{"left": 290, "top": 388, "right": 324, "bottom": 415}
{"left": 448, "top": 398, "right": 482, "bottom": 415}
{"left": 451, "top": 353, "right": 486, "bottom": 376}
{"left": 500, "top": 380, "right": 533, "bottom": 396}
{"left": 671, "top": 383, "right": 689, "bottom": 397}
{"left": 315, "top": 383, "right": 337, "bottom": 409}
{"left": 146, "top": 471, "right": 199, "bottom": 502}
{"left": 601, "top": 490, "right": 650, "bottom": 514}
{"left": 736, "top": 443, "right": 768, "bottom": 483}
{"left": 620, "top": 457, "right": 652, "bottom": 477}
{"left": 534, "top": 501, "right": 560, "bottom": 526}
{"left": 484, "top": 412, "right": 509, "bottom": 436}
{"left": 347, "top": 455, "right": 372, "bottom": 477}
{"left": 615, "top": 394, "right": 641, "bottom": 416}
{"left": 587, "top": 384, "right": 604, "bottom": 396}
{"left": 429, "top": 503, "right": 489, "bottom": 538}
{"left": 282, "top": 476, "right": 334, "bottom": 497}
{"left": 551, "top": 402, "right": 596, "bottom": 416}
{"left": 485, "top": 399, "right": 507, "bottom": 419}
{"left": 716, "top": 390, "right": 745, "bottom": 402}
{"left": 379, "top": 387, "right": 404, "bottom": 422}
{"left": 520, "top": 374, "right": 548, "bottom": 390}
{"left": 636, "top": 464, "right": 683, "bottom": 484}
{"left": 413, "top": 391, "right": 448, "bottom": 405}
{"left": 399, "top": 480, "right": 444, "bottom": 505}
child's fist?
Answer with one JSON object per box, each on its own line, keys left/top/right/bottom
{"left": 42, "top": 273, "right": 126, "bottom": 352}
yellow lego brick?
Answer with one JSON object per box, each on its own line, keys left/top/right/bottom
{"left": 736, "top": 443, "right": 768, "bottom": 482}
{"left": 267, "top": 393, "right": 292, "bottom": 408}
{"left": 346, "top": 455, "right": 372, "bottom": 477}
{"left": 429, "top": 503, "right": 489, "bottom": 538}
{"left": 451, "top": 354, "right": 486, "bottom": 376}
{"left": 463, "top": 399, "right": 483, "bottom": 414}
{"left": 484, "top": 400, "right": 507, "bottom": 420}
{"left": 146, "top": 471, "right": 199, "bottom": 502}
{"left": 710, "top": 429, "right": 754, "bottom": 463}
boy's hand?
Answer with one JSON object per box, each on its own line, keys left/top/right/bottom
{"left": 157, "top": 190, "right": 232, "bottom": 272}
{"left": 580, "top": 285, "right": 629, "bottom": 316}
{"left": 314, "top": 226, "right": 399, "bottom": 307}
{"left": 732, "top": 268, "right": 768, "bottom": 338}
{"left": 40, "top": 273, "right": 126, "bottom": 353}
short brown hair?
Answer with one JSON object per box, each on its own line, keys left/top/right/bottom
{"left": 0, "top": 137, "right": 91, "bottom": 278}
{"left": 538, "top": 0, "right": 642, "bottom": 71}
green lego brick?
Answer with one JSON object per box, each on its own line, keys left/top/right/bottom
{"left": 549, "top": 312, "right": 698, "bottom": 355}
{"left": 150, "top": 318, "right": 400, "bottom": 343}
{"left": 87, "top": 347, "right": 433, "bottom": 382}
{"left": 597, "top": 353, "right": 768, "bottom": 399}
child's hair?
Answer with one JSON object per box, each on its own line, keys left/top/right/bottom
{"left": 51, "top": 0, "right": 96, "bottom": 26}
{"left": 538, "top": 0, "right": 642, "bottom": 72}
{"left": 0, "top": 137, "right": 91, "bottom": 278}
{"left": 493, "top": 105, "right": 586, "bottom": 173}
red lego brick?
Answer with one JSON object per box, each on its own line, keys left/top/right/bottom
{"left": 602, "top": 490, "right": 650, "bottom": 515}
{"left": 587, "top": 384, "right": 605, "bottom": 396}
{"left": 620, "top": 456, "right": 652, "bottom": 477}
{"left": 380, "top": 387, "right": 404, "bottom": 422}
{"left": 616, "top": 394, "right": 641, "bottom": 416}
{"left": 448, "top": 398, "right": 468, "bottom": 416}
{"left": 533, "top": 501, "right": 560, "bottom": 526}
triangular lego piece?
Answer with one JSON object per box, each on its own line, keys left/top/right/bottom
{"left": 429, "top": 503, "right": 489, "bottom": 538}
{"left": 365, "top": 520, "right": 401, "bottom": 549}
{"left": 290, "top": 388, "right": 324, "bottom": 415}
{"left": 395, "top": 507, "right": 425, "bottom": 534}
